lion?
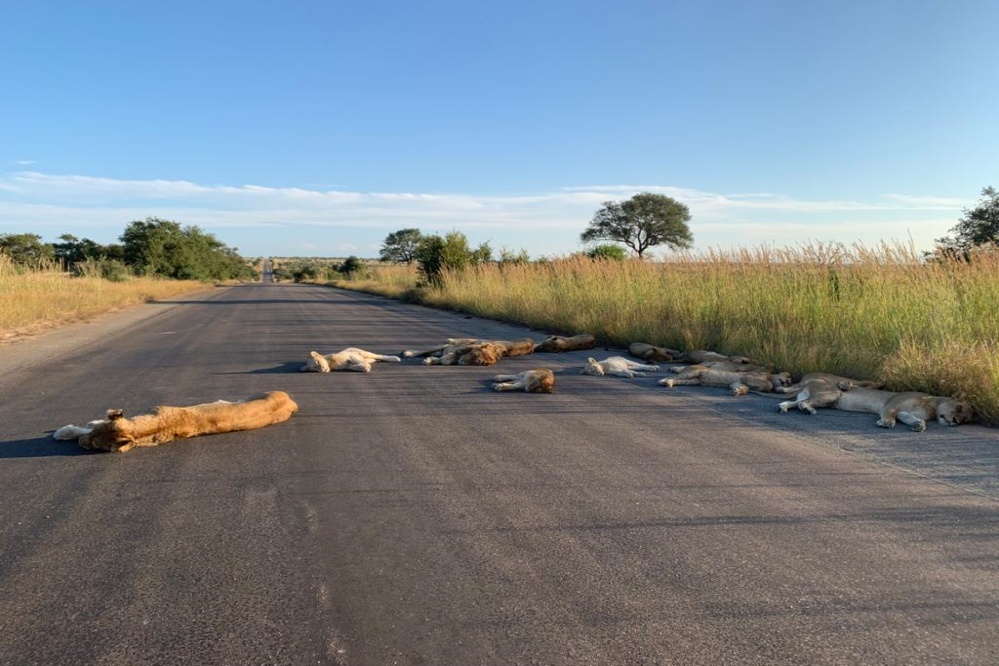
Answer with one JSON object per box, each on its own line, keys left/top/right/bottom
{"left": 52, "top": 390, "right": 299, "bottom": 452}
{"left": 776, "top": 373, "right": 884, "bottom": 415}
{"left": 832, "top": 387, "right": 973, "bottom": 431}
{"left": 492, "top": 369, "right": 556, "bottom": 393}
{"left": 404, "top": 338, "right": 536, "bottom": 366}
{"left": 302, "top": 347, "right": 402, "bottom": 373}
{"left": 628, "top": 342, "right": 682, "bottom": 363}
{"left": 534, "top": 334, "right": 596, "bottom": 353}
{"left": 582, "top": 356, "right": 660, "bottom": 378}
{"left": 658, "top": 365, "right": 792, "bottom": 395}
{"left": 675, "top": 350, "right": 756, "bottom": 365}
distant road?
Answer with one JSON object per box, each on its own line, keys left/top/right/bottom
{"left": 261, "top": 256, "right": 274, "bottom": 283}
{"left": 1, "top": 282, "right": 997, "bottom": 665}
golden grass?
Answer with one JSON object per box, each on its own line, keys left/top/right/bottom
{"left": 339, "top": 243, "right": 999, "bottom": 425}
{"left": 0, "top": 257, "right": 209, "bottom": 344}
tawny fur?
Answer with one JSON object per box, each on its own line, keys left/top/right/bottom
{"left": 52, "top": 391, "right": 299, "bottom": 452}
{"left": 582, "top": 356, "right": 660, "bottom": 378}
{"left": 405, "top": 338, "right": 536, "bottom": 366}
{"left": 658, "top": 365, "right": 791, "bottom": 395}
{"left": 628, "top": 342, "right": 681, "bottom": 363}
{"left": 302, "top": 348, "right": 402, "bottom": 373}
{"left": 675, "top": 350, "right": 756, "bottom": 365}
{"left": 776, "top": 373, "right": 884, "bottom": 415}
{"left": 534, "top": 334, "right": 597, "bottom": 353}
{"left": 830, "top": 387, "right": 972, "bottom": 431}
{"left": 492, "top": 369, "right": 556, "bottom": 393}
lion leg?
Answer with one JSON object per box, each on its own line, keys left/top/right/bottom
{"left": 371, "top": 354, "right": 402, "bottom": 363}
{"left": 611, "top": 369, "right": 644, "bottom": 378}
{"left": 402, "top": 344, "right": 448, "bottom": 358}
{"left": 777, "top": 400, "right": 796, "bottom": 413}
{"left": 492, "top": 381, "right": 521, "bottom": 392}
{"left": 658, "top": 377, "right": 698, "bottom": 387}
{"left": 345, "top": 362, "right": 372, "bottom": 372}
{"left": 492, "top": 374, "right": 517, "bottom": 382}
{"left": 729, "top": 381, "right": 749, "bottom": 396}
{"left": 895, "top": 411, "right": 927, "bottom": 432}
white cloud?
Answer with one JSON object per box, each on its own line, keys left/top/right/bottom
{"left": 0, "top": 170, "right": 970, "bottom": 257}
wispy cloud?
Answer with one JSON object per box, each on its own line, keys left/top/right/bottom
{"left": 15, "top": 160, "right": 36, "bottom": 166}
{"left": 0, "top": 170, "right": 969, "bottom": 256}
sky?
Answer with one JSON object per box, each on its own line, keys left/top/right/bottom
{"left": 2, "top": 0, "right": 997, "bottom": 259}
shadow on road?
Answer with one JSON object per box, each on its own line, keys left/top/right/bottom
{"left": 0, "top": 436, "right": 101, "bottom": 459}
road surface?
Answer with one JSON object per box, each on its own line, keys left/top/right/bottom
{"left": 0, "top": 282, "right": 997, "bottom": 665}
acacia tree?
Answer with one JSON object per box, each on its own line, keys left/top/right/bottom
{"left": 580, "top": 192, "right": 693, "bottom": 259}
{"left": 379, "top": 228, "right": 424, "bottom": 264}
{"left": 934, "top": 186, "right": 999, "bottom": 255}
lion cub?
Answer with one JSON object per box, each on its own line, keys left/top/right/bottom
{"left": 582, "top": 356, "right": 660, "bottom": 378}
{"left": 492, "top": 369, "right": 556, "bottom": 393}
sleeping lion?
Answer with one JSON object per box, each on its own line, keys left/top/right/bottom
{"left": 658, "top": 365, "right": 792, "bottom": 395}
{"left": 534, "top": 334, "right": 596, "bottom": 353}
{"left": 302, "top": 347, "right": 402, "bottom": 373}
{"left": 492, "top": 369, "right": 556, "bottom": 393}
{"left": 777, "top": 374, "right": 971, "bottom": 431}
{"left": 52, "top": 390, "right": 299, "bottom": 452}
{"left": 403, "top": 338, "right": 536, "bottom": 366}
{"left": 582, "top": 356, "right": 660, "bottom": 378}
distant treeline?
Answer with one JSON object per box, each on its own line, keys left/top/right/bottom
{"left": 0, "top": 217, "right": 258, "bottom": 282}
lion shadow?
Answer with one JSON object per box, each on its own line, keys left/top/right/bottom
{"left": 218, "top": 361, "right": 305, "bottom": 375}
{"left": 0, "top": 435, "right": 102, "bottom": 459}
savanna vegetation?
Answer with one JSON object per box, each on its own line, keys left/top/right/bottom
{"left": 330, "top": 236, "right": 999, "bottom": 425}
{"left": 0, "top": 218, "right": 258, "bottom": 341}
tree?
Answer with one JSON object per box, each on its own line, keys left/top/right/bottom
{"left": 580, "top": 192, "right": 693, "bottom": 259}
{"left": 934, "top": 186, "right": 999, "bottom": 255}
{"left": 379, "top": 228, "right": 424, "bottom": 264}
{"left": 414, "top": 231, "right": 490, "bottom": 287}
{"left": 0, "top": 233, "right": 54, "bottom": 265}
{"left": 583, "top": 243, "right": 628, "bottom": 261}
{"left": 120, "top": 217, "right": 256, "bottom": 281}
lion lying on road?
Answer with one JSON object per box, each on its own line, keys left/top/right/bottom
{"left": 302, "top": 348, "right": 402, "bottom": 372}
{"left": 833, "top": 387, "right": 973, "bottom": 431}
{"left": 492, "top": 369, "right": 556, "bottom": 393}
{"left": 535, "top": 334, "right": 596, "bottom": 353}
{"left": 52, "top": 391, "right": 299, "bottom": 452}
{"left": 582, "top": 356, "right": 660, "bottom": 378}
{"left": 776, "top": 373, "right": 970, "bottom": 431}
{"left": 776, "top": 373, "right": 884, "bottom": 415}
{"left": 628, "top": 342, "right": 682, "bottom": 363}
{"left": 403, "top": 338, "right": 536, "bottom": 366}
{"left": 658, "top": 365, "right": 792, "bottom": 395}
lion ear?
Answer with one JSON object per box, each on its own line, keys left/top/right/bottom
{"left": 106, "top": 409, "right": 125, "bottom": 421}
{"left": 587, "top": 357, "right": 597, "bottom": 363}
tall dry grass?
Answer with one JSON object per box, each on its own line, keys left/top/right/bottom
{"left": 346, "top": 243, "right": 999, "bottom": 424}
{"left": 0, "top": 256, "right": 209, "bottom": 342}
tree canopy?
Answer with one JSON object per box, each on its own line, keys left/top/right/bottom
{"left": 580, "top": 192, "right": 693, "bottom": 259}
{"left": 379, "top": 228, "right": 424, "bottom": 264}
{"left": 934, "top": 186, "right": 999, "bottom": 255}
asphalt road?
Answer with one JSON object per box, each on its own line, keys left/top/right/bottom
{"left": 0, "top": 282, "right": 997, "bottom": 666}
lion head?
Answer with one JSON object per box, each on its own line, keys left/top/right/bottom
{"left": 302, "top": 351, "right": 331, "bottom": 373}
{"left": 581, "top": 357, "right": 605, "bottom": 376}
{"left": 936, "top": 398, "right": 973, "bottom": 426}
{"left": 78, "top": 410, "right": 136, "bottom": 452}
{"left": 458, "top": 343, "right": 504, "bottom": 366}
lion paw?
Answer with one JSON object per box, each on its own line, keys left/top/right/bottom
{"left": 730, "top": 384, "right": 748, "bottom": 396}
{"left": 909, "top": 420, "right": 927, "bottom": 432}
{"left": 876, "top": 418, "right": 897, "bottom": 429}
{"left": 801, "top": 404, "right": 817, "bottom": 415}
{"left": 836, "top": 381, "right": 855, "bottom": 390}
{"left": 659, "top": 378, "right": 676, "bottom": 388}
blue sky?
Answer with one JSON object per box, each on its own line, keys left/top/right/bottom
{"left": 2, "top": 0, "right": 997, "bottom": 259}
